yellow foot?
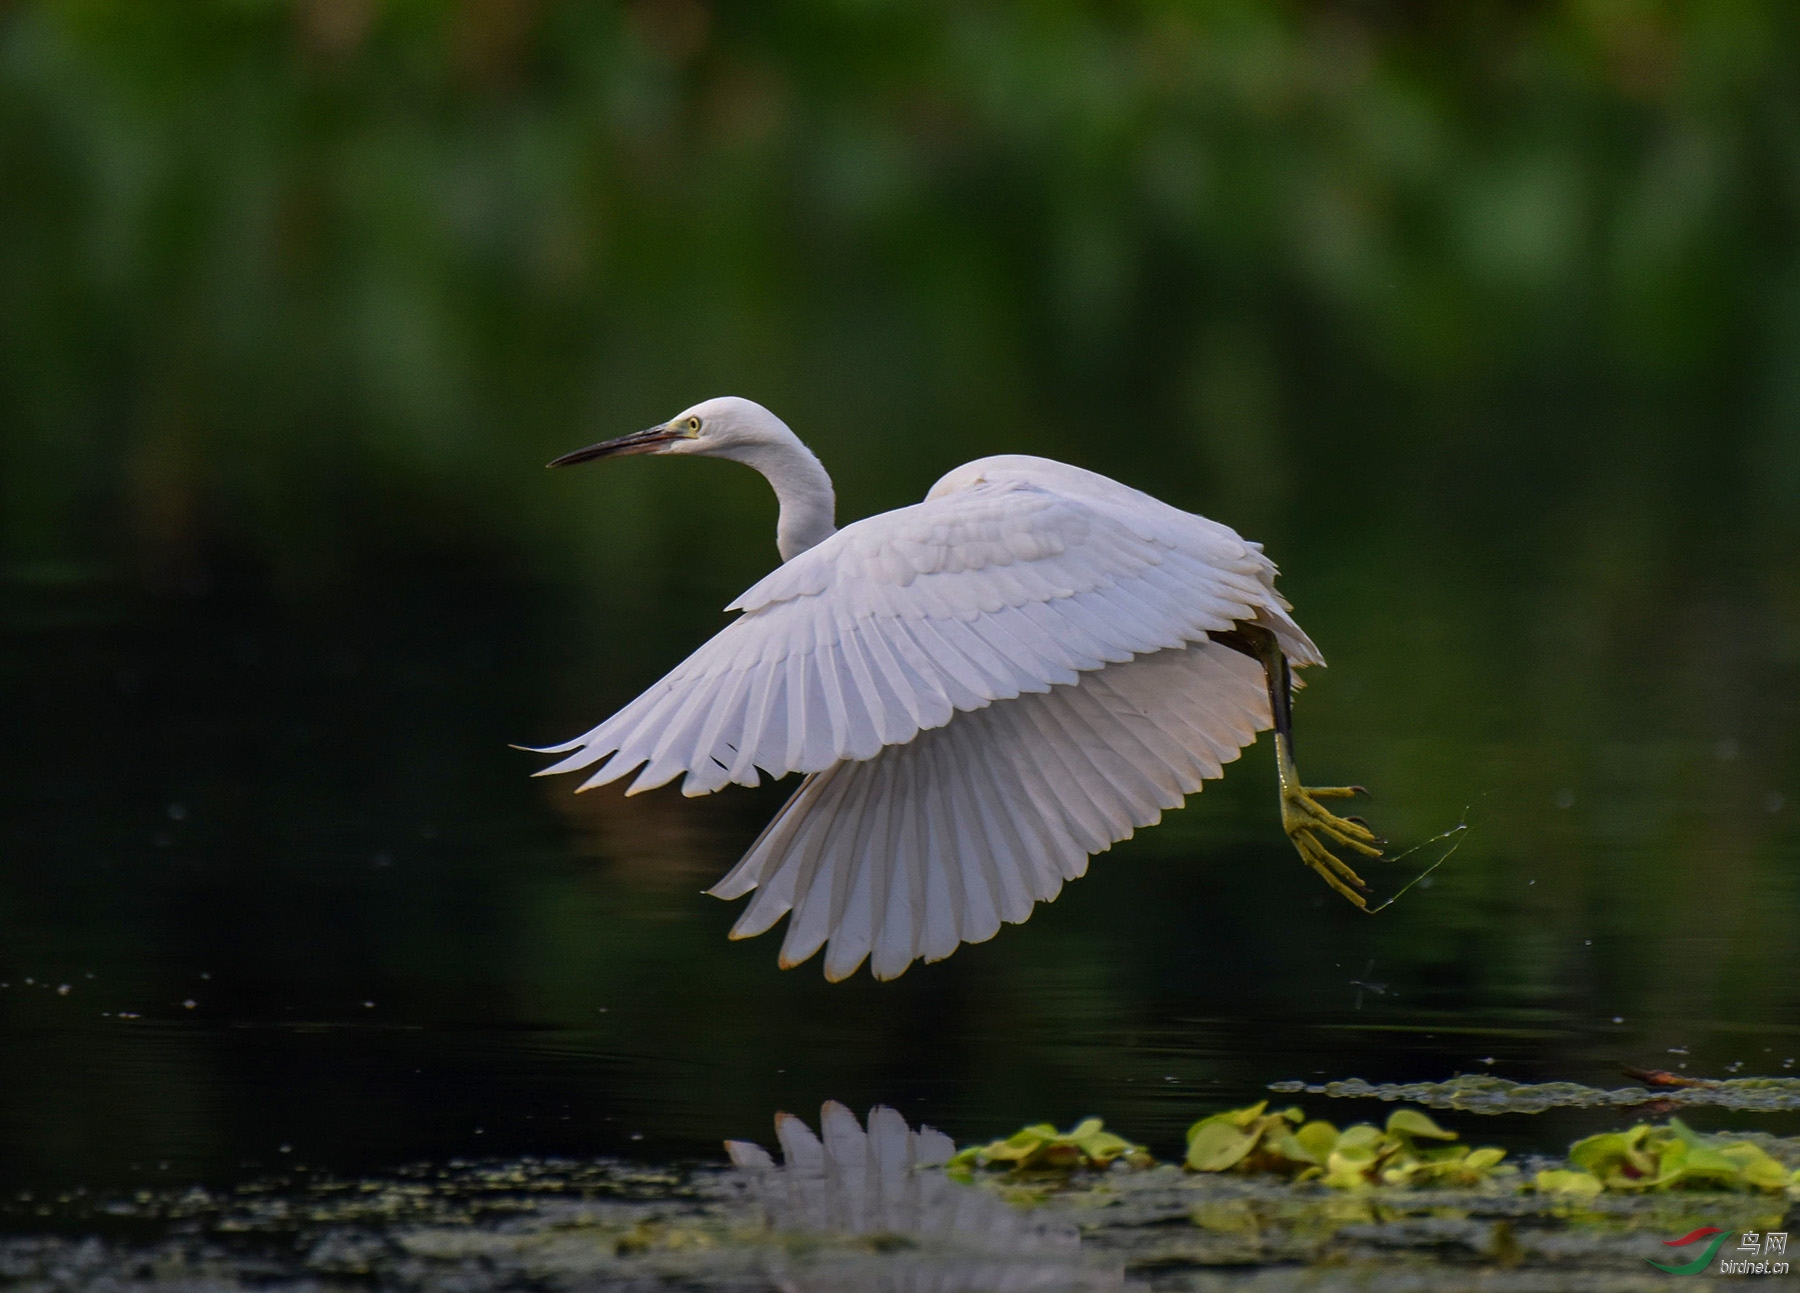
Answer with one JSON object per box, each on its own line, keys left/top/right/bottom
{"left": 1273, "top": 736, "right": 1384, "bottom": 909}
{"left": 1282, "top": 785, "right": 1384, "bottom": 908}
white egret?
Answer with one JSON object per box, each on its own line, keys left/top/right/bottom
{"left": 535, "top": 397, "right": 1384, "bottom": 981}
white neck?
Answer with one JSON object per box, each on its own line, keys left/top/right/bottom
{"left": 722, "top": 438, "right": 838, "bottom": 562}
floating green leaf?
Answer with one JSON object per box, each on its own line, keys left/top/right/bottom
{"left": 1556, "top": 1117, "right": 1800, "bottom": 1195}
{"left": 948, "top": 1118, "right": 1151, "bottom": 1173}
{"left": 1533, "top": 1168, "right": 1605, "bottom": 1198}
{"left": 954, "top": 1106, "right": 1800, "bottom": 1200}
{"left": 1183, "top": 1101, "right": 1315, "bottom": 1173}
{"left": 1182, "top": 1102, "right": 1511, "bottom": 1189}
{"left": 1386, "top": 1108, "right": 1457, "bottom": 1141}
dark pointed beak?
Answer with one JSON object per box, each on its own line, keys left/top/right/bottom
{"left": 547, "top": 424, "right": 687, "bottom": 468}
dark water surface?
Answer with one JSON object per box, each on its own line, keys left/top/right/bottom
{"left": 3, "top": 546, "right": 1797, "bottom": 1195}
{"left": 2, "top": 1, "right": 1799, "bottom": 1235}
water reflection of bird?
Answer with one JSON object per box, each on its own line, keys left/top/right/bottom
{"left": 536, "top": 397, "right": 1382, "bottom": 980}
{"left": 726, "top": 1102, "right": 1118, "bottom": 1291}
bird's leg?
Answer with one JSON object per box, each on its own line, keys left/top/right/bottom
{"left": 1229, "top": 626, "right": 1385, "bottom": 908}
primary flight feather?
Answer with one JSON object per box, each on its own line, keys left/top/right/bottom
{"left": 535, "top": 396, "right": 1384, "bottom": 981}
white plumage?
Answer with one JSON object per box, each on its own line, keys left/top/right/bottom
{"left": 725, "top": 1101, "right": 1096, "bottom": 1290}
{"left": 537, "top": 397, "right": 1348, "bottom": 982}
{"left": 712, "top": 640, "right": 1274, "bottom": 981}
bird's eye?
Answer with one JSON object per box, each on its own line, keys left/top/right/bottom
{"left": 686, "top": 417, "right": 702, "bottom": 432}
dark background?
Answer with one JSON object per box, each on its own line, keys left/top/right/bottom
{"left": 1, "top": 0, "right": 1796, "bottom": 1191}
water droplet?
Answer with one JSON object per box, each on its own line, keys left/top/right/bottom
{"left": 1612, "top": 1016, "right": 1624, "bottom": 1024}
{"left": 182, "top": 999, "right": 197, "bottom": 1010}
{"left": 166, "top": 803, "right": 187, "bottom": 821}
{"left": 278, "top": 1144, "right": 292, "bottom": 1154}
{"left": 56, "top": 984, "right": 70, "bottom": 996}
{"left": 362, "top": 1001, "right": 375, "bottom": 1009}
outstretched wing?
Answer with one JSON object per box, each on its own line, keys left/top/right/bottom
{"left": 535, "top": 457, "right": 1316, "bottom": 796}
{"left": 710, "top": 638, "right": 1270, "bottom": 980}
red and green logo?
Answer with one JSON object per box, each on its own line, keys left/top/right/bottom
{"left": 1647, "top": 1227, "right": 1730, "bottom": 1274}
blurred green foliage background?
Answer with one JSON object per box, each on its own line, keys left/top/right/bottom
{"left": 1, "top": 0, "right": 1797, "bottom": 1188}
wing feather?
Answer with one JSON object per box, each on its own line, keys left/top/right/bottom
{"left": 723, "top": 663, "right": 781, "bottom": 787}
{"left": 871, "top": 753, "right": 921, "bottom": 979}
{"left": 1012, "top": 686, "right": 1125, "bottom": 850}
{"left": 941, "top": 733, "right": 1004, "bottom": 945}
{"left": 981, "top": 704, "right": 1092, "bottom": 882}
{"left": 537, "top": 458, "right": 1315, "bottom": 792}
{"left": 919, "top": 739, "right": 962, "bottom": 960}
{"left": 958, "top": 734, "right": 1035, "bottom": 924}
{"left": 715, "top": 637, "right": 1270, "bottom": 979}
{"left": 1038, "top": 682, "right": 1158, "bottom": 835}
{"left": 857, "top": 618, "right": 946, "bottom": 730}
{"left": 779, "top": 766, "right": 876, "bottom": 969}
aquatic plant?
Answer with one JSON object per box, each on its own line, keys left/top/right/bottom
{"left": 947, "top": 1118, "right": 1151, "bottom": 1172}
{"left": 1268, "top": 1073, "right": 1800, "bottom": 1115}
{"left": 1535, "top": 1118, "right": 1800, "bottom": 1197}
{"left": 1184, "top": 1102, "right": 1510, "bottom": 1188}
{"left": 950, "top": 1102, "right": 1800, "bottom": 1201}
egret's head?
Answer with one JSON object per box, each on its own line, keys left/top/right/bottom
{"left": 548, "top": 396, "right": 797, "bottom": 467}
